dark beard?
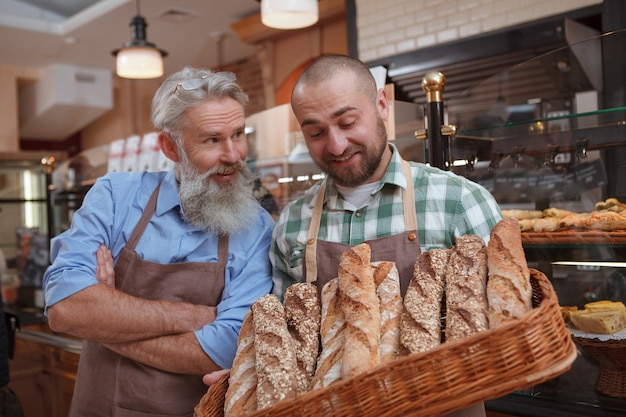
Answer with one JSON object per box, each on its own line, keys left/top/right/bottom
{"left": 177, "top": 158, "right": 259, "bottom": 235}
{"left": 320, "top": 117, "right": 388, "bottom": 187}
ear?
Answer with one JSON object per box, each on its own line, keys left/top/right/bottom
{"left": 376, "top": 88, "right": 390, "bottom": 121}
{"left": 158, "top": 132, "right": 180, "bottom": 163}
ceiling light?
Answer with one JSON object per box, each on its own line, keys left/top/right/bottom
{"left": 261, "top": 0, "right": 319, "bottom": 30}
{"left": 111, "top": 0, "right": 167, "bottom": 79}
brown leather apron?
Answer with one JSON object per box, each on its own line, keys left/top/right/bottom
{"left": 303, "top": 160, "right": 485, "bottom": 417}
{"left": 69, "top": 182, "right": 228, "bottom": 417}
{"left": 304, "top": 160, "right": 419, "bottom": 298}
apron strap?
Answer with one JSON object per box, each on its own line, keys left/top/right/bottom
{"left": 305, "top": 158, "right": 417, "bottom": 283}
{"left": 217, "top": 234, "right": 229, "bottom": 264}
{"left": 401, "top": 160, "right": 417, "bottom": 230}
{"left": 305, "top": 180, "right": 327, "bottom": 283}
{"left": 126, "top": 181, "right": 162, "bottom": 251}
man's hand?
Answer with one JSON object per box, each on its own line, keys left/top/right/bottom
{"left": 96, "top": 244, "right": 115, "bottom": 287}
{"left": 202, "top": 369, "right": 230, "bottom": 386}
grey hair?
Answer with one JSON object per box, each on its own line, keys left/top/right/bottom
{"left": 151, "top": 67, "right": 249, "bottom": 139}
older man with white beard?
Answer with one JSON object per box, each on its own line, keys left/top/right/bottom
{"left": 42, "top": 68, "right": 274, "bottom": 417}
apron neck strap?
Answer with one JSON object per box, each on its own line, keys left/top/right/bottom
{"left": 126, "top": 181, "right": 162, "bottom": 251}
{"left": 305, "top": 159, "right": 416, "bottom": 283}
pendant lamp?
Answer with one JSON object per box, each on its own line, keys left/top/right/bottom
{"left": 111, "top": 0, "right": 167, "bottom": 79}
{"left": 261, "top": 0, "right": 319, "bottom": 30}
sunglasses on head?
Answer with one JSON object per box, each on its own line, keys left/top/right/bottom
{"left": 172, "top": 71, "right": 236, "bottom": 94}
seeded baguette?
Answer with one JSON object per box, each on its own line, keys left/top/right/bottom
{"left": 252, "top": 294, "right": 298, "bottom": 409}
{"left": 283, "top": 283, "right": 321, "bottom": 394}
{"left": 445, "top": 235, "right": 489, "bottom": 342}
{"left": 401, "top": 249, "right": 449, "bottom": 353}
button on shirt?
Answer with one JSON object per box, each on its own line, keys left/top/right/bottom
{"left": 270, "top": 144, "right": 502, "bottom": 297}
{"left": 43, "top": 169, "right": 274, "bottom": 368}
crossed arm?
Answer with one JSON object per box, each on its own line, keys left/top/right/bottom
{"left": 46, "top": 246, "right": 220, "bottom": 375}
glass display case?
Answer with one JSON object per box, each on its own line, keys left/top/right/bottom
{"left": 49, "top": 144, "right": 110, "bottom": 237}
{"left": 436, "top": 29, "right": 626, "bottom": 416}
{"left": 0, "top": 155, "right": 54, "bottom": 306}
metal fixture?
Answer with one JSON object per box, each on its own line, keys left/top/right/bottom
{"left": 111, "top": 0, "right": 168, "bottom": 79}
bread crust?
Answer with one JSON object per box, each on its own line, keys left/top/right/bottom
{"left": 224, "top": 311, "right": 257, "bottom": 417}
{"left": 401, "top": 249, "right": 449, "bottom": 353}
{"left": 337, "top": 243, "right": 381, "bottom": 378}
{"left": 252, "top": 294, "right": 298, "bottom": 409}
{"left": 487, "top": 218, "right": 532, "bottom": 327}
{"left": 372, "top": 261, "right": 402, "bottom": 363}
{"left": 445, "top": 235, "right": 489, "bottom": 341}
{"left": 284, "top": 283, "right": 321, "bottom": 394}
{"left": 502, "top": 209, "right": 542, "bottom": 220}
{"left": 310, "top": 278, "right": 345, "bottom": 389}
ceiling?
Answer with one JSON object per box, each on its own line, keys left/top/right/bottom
{"left": 0, "top": 0, "right": 260, "bottom": 76}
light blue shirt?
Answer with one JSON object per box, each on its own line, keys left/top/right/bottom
{"left": 43, "top": 169, "right": 274, "bottom": 368}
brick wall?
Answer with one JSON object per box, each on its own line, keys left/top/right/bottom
{"left": 222, "top": 56, "right": 265, "bottom": 117}
{"left": 356, "top": 0, "right": 602, "bottom": 62}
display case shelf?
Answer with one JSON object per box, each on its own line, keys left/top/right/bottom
{"left": 431, "top": 28, "right": 626, "bottom": 417}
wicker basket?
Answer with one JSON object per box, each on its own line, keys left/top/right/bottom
{"left": 195, "top": 269, "right": 577, "bottom": 417}
{"left": 571, "top": 336, "right": 626, "bottom": 398}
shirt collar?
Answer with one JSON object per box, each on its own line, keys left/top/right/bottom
{"left": 378, "top": 143, "right": 409, "bottom": 191}
{"left": 155, "top": 168, "right": 182, "bottom": 216}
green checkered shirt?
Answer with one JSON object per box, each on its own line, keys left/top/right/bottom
{"left": 270, "top": 144, "right": 502, "bottom": 297}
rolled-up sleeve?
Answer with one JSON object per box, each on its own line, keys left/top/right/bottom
{"left": 43, "top": 176, "right": 118, "bottom": 311}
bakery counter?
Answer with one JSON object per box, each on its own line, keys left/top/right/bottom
{"left": 9, "top": 322, "right": 80, "bottom": 417}
{"left": 486, "top": 349, "right": 626, "bottom": 417}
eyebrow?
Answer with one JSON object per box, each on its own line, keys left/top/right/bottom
{"left": 300, "top": 106, "right": 359, "bottom": 128}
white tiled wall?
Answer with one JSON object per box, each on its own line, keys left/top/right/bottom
{"left": 356, "top": 0, "right": 603, "bottom": 62}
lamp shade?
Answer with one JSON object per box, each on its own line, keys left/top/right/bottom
{"left": 261, "top": 0, "right": 318, "bottom": 30}
{"left": 116, "top": 46, "right": 164, "bottom": 79}
{"left": 111, "top": 12, "right": 167, "bottom": 79}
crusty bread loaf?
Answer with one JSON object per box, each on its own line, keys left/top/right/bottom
{"left": 501, "top": 209, "right": 542, "bottom": 220}
{"left": 251, "top": 294, "right": 298, "bottom": 409}
{"left": 337, "top": 243, "right": 381, "bottom": 378}
{"left": 445, "top": 235, "right": 489, "bottom": 342}
{"left": 224, "top": 311, "right": 257, "bottom": 417}
{"left": 372, "top": 261, "right": 402, "bottom": 364}
{"left": 283, "top": 283, "right": 321, "bottom": 394}
{"left": 400, "top": 249, "right": 449, "bottom": 353}
{"left": 487, "top": 218, "right": 532, "bottom": 327}
{"left": 310, "top": 278, "right": 345, "bottom": 390}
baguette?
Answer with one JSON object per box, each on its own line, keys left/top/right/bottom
{"left": 487, "top": 218, "right": 532, "bottom": 327}
{"left": 252, "top": 294, "right": 298, "bottom": 409}
{"left": 224, "top": 311, "right": 257, "bottom": 417}
{"left": 542, "top": 207, "right": 578, "bottom": 218}
{"left": 337, "top": 243, "right": 381, "bottom": 378}
{"left": 283, "top": 283, "right": 321, "bottom": 394}
{"left": 372, "top": 261, "right": 402, "bottom": 364}
{"left": 309, "top": 278, "right": 345, "bottom": 390}
{"left": 400, "top": 249, "right": 449, "bottom": 354}
{"left": 501, "top": 209, "right": 542, "bottom": 220}
{"left": 445, "top": 235, "right": 489, "bottom": 342}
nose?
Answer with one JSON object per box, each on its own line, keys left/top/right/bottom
{"left": 220, "top": 139, "right": 244, "bottom": 164}
{"left": 325, "top": 127, "right": 349, "bottom": 156}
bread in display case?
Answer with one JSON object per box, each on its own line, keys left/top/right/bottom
{"left": 436, "top": 28, "right": 626, "bottom": 416}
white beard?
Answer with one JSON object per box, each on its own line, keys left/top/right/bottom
{"left": 177, "top": 157, "right": 259, "bottom": 236}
